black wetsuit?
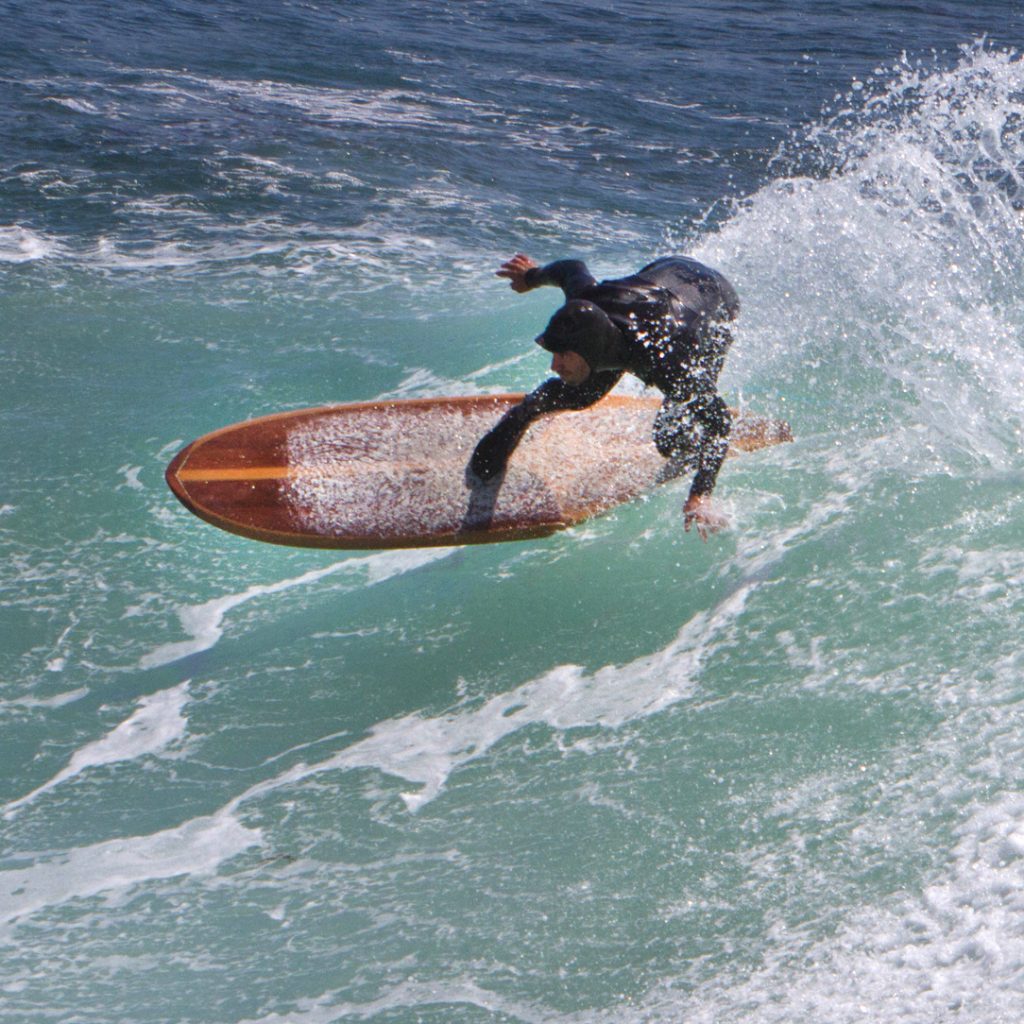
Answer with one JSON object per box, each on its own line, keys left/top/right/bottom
{"left": 471, "top": 256, "right": 739, "bottom": 499}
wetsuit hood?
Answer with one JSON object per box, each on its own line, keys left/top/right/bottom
{"left": 535, "top": 299, "right": 625, "bottom": 373}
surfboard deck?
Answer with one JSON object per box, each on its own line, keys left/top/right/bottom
{"left": 165, "top": 394, "right": 792, "bottom": 549}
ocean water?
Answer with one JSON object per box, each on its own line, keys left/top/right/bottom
{"left": 4, "top": 1, "right": 1024, "bottom": 1021}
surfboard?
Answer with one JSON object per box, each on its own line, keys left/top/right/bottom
{"left": 165, "top": 394, "right": 792, "bottom": 549}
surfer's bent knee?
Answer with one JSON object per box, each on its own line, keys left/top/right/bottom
{"left": 653, "top": 400, "right": 699, "bottom": 460}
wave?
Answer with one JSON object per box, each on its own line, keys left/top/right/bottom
{"left": 697, "top": 43, "right": 1024, "bottom": 468}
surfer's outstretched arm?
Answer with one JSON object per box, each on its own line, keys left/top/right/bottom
{"left": 683, "top": 398, "right": 732, "bottom": 541}
{"left": 468, "top": 370, "right": 621, "bottom": 483}
{"left": 497, "top": 255, "right": 597, "bottom": 299}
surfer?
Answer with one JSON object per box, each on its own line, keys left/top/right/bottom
{"left": 469, "top": 254, "right": 739, "bottom": 539}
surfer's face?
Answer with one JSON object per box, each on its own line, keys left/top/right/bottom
{"left": 551, "top": 350, "right": 591, "bottom": 386}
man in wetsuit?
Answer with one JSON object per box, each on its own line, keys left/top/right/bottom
{"left": 469, "top": 253, "right": 739, "bottom": 539}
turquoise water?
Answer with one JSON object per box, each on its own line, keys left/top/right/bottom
{"left": 5, "top": 3, "right": 1024, "bottom": 1021}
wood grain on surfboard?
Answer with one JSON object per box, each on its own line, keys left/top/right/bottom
{"left": 165, "top": 394, "right": 792, "bottom": 549}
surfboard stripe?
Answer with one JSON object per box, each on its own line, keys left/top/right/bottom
{"left": 178, "top": 466, "right": 289, "bottom": 481}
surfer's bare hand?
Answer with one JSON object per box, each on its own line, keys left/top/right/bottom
{"left": 683, "top": 494, "right": 728, "bottom": 542}
{"left": 496, "top": 253, "right": 538, "bottom": 293}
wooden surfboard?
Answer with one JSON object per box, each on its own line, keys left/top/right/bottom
{"left": 165, "top": 394, "right": 792, "bottom": 549}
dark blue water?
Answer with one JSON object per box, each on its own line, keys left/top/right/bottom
{"left": 6, "top": 1, "right": 1021, "bottom": 280}
{"left": 4, "top": 3, "right": 1024, "bottom": 1022}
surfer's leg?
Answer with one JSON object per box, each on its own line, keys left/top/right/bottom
{"left": 696, "top": 322, "right": 732, "bottom": 384}
{"left": 653, "top": 398, "right": 700, "bottom": 481}
{"left": 653, "top": 381, "right": 734, "bottom": 486}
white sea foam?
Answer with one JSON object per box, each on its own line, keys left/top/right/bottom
{"left": 0, "top": 804, "right": 259, "bottom": 936}
{"left": 0, "top": 225, "right": 62, "bottom": 263}
{"left": 44, "top": 96, "right": 101, "bottom": 115}
{"left": 117, "top": 464, "right": 145, "bottom": 491}
{"left": 236, "top": 978, "right": 549, "bottom": 1024}
{"left": 139, "top": 549, "right": 453, "bottom": 670}
{"left": 1, "top": 688, "right": 88, "bottom": 712}
{"left": 641, "top": 793, "right": 1024, "bottom": 1024}
{"left": 381, "top": 367, "right": 480, "bottom": 399}
{"left": 89, "top": 237, "right": 211, "bottom": 271}
{"left": 123, "top": 69, "right": 497, "bottom": 140}
{"left": 2, "top": 682, "right": 192, "bottom": 820}
{"left": 254, "top": 583, "right": 752, "bottom": 812}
